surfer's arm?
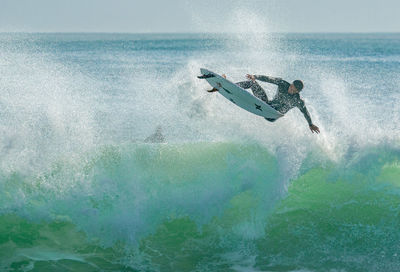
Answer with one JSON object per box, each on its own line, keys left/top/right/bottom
{"left": 253, "top": 75, "right": 284, "bottom": 85}
{"left": 297, "top": 99, "right": 313, "bottom": 126}
{"left": 297, "top": 100, "right": 320, "bottom": 133}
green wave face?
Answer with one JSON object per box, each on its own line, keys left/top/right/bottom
{"left": 1, "top": 143, "right": 400, "bottom": 271}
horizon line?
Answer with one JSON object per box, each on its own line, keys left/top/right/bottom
{"left": 1, "top": 31, "right": 399, "bottom": 35}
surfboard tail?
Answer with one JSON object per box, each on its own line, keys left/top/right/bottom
{"left": 197, "top": 74, "right": 215, "bottom": 79}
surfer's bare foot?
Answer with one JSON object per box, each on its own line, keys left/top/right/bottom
{"left": 246, "top": 74, "right": 256, "bottom": 82}
{"left": 222, "top": 74, "right": 226, "bottom": 79}
{"left": 207, "top": 88, "right": 218, "bottom": 93}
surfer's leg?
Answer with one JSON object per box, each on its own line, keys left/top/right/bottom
{"left": 251, "top": 82, "right": 269, "bottom": 103}
{"left": 236, "top": 81, "right": 253, "bottom": 89}
{"left": 250, "top": 81, "right": 269, "bottom": 103}
{"left": 236, "top": 81, "right": 269, "bottom": 103}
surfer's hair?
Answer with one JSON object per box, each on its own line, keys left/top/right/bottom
{"left": 293, "top": 80, "right": 304, "bottom": 91}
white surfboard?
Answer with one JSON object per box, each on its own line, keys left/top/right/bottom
{"left": 199, "top": 68, "right": 284, "bottom": 120}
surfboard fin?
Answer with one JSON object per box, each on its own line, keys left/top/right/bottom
{"left": 265, "top": 118, "right": 277, "bottom": 122}
{"left": 197, "top": 74, "right": 215, "bottom": 79}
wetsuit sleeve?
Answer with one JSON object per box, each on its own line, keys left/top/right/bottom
{"left": 297, "top": 99, "right": 313, "bottom": 126}
{"left": 254, "top": 75, "right": 285, "bottom": 85}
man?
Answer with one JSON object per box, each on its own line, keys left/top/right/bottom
{"left": 208, "top": 74, "right": 320, "bottom": 134}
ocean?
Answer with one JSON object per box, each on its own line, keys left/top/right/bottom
{"left": 0, "top": 32, "right": 399, "bottom": 271}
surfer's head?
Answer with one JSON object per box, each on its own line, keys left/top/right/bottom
{"left": 289, "top": 80, "right": 303, "bottom": 94}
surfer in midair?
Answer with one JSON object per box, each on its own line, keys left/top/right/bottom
{"left": 207, "top": 74, "right": 320, "bottom": 134}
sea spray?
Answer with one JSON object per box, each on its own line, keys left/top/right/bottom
{"left": 0, "top": 33, "right": 399, "bottom": 271}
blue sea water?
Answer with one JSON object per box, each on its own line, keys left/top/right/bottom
{"left": 0, "top": 32, "right": 400, "bottom": 271}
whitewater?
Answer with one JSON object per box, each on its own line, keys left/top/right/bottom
{"left": 0, "top": 32, "right": 400, "bottom": 271}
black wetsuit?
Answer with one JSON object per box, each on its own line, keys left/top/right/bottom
{"left": 236, "top": 76, "right": 313, "bottom": 125}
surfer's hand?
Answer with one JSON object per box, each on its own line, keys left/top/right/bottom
{"left": 246, "top": 74, "right": 256, "bottom": 82}
{"left": 309, "top": 124, "right": 320, "bottom": 134}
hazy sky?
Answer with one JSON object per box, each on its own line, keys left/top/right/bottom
{"left": 1, "top": 0, "right": 399, "bottom": 33}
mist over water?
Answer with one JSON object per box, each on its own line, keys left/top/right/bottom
{"left": 0, "top": 29, "right": 400, "bottom": 271}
